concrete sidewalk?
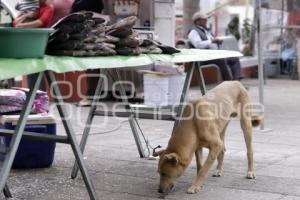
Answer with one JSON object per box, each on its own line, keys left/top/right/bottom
{"left": 3, "top": 79, "right": 300, "bottom": 200}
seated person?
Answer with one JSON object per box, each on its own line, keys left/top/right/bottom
{"left": 14, "top": 0, "right": 54, "bottom": 28}
{"left": 280, "top": 30, "right": 297, "bottom": 75}
{"left": 187, "top": 11, "right": 244, "bottom": 81}
{"left": 14, "top": 0, "right": 54, "bottom": 91}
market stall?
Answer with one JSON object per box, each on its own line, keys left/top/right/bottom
{"left": 0, "top": 49, "right": 242, "bottom": 199}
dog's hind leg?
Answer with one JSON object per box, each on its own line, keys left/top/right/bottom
{"left": 195, "top": 147, "right": 203, "bottom": 174}
{"left": 213, "top": 146, "right": 225, "bottom": 177}
{"left": 187, "top": 138, "right": 223, "bottom": 194}
{"left": 213, "top": 124, "right": 228, "bottom": 177}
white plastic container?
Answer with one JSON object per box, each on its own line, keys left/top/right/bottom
{"left": 143, "top": 73, "right": 186, "bottom": 106}
{"left": 143, "top": 74, "right": 169, "bottom": 107}
{"left": 168, "top": 74, "right": 186, "bottom": 105}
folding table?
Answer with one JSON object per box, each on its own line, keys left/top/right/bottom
{"left": 0, "top": 49, "right": 242, "bottom": 199}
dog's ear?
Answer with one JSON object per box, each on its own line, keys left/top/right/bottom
{"left": 164, "top": 153, "right": 179, "bottom": 165}
{"left": 153, "top": 149, "right": 165, "bottom": 157}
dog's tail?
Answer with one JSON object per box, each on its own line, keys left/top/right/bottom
{"left": 251, "top": 115, "right": 263, "bottom": 127}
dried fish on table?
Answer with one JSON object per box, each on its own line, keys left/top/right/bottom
{"left": 107, "top": 27, "right": 133, "bottom": 39}
{"left": 117, "top": 37, "right": 139, "bottom": 48}
{"left": 47, "top": 12, "right": 179, "bottom": 57}
{"left": 116, "top": 47, "right": 141, "bottom": 56}
{"left": 106, "top": 16, "right": 137, "bottom": 31}
{"left": 47, "top": 40, "right": 85, "bottom": 51}
{"left": 94, "top": 35, "right": 120, "bottom": 43}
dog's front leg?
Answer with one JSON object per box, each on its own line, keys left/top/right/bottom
{"left": 195, "top": 147, "right": 203, "bottom": 174}
{"left": 187, "top": 140, "right": 223, "bottom": 194}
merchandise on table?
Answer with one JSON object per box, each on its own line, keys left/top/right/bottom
{"left": 0, "top": 88, "right": 49, "bottom": 114}
{"left": 46, "top": 12, "right": 180, "bottom": 57}
{"left": 47, "top": 12, "right": 117, "bottom": 56}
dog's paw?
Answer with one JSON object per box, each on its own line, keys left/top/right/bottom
{"left": 247, "top": 171, "right": 256, "bottom": 179}
{"left": 187, "top": 185, "right": 202, "bottom": 194}
{"left": 212, "top": 170, "right": 222, "bottom": 177}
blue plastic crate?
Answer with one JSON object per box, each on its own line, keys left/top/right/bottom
{"left": 0, "top": 115, "right": 56, "bottom": 169}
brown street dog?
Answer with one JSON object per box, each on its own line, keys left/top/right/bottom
{"left": 153, "top": 81, "right": 262, "bottom": 195}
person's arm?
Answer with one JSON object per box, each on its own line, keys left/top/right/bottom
{"left": 188, "top": 30, "right": 215, "bottom": 49}
{"left": 15, "top": 5, "right": 54, "bottom": 28}
{"left": 14, "top": 11, "right": 37, "bottom": 26}
{"left": 15, "top": 19, "right": 44, "bottom": 28}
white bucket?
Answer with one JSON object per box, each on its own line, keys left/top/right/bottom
{"left": 143, "top": 74, "right": 169, "bottom": 107}
{"left": 168, "top": 74, "right": 186, "bottom": 105}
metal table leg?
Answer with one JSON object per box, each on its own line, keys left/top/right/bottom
{"left": 0, "top": 72, "right": 43, "bottom": 194}
{"left": 3, "top": 184, "right": 12, "bottom": 198}
{"left": 195, "top": 62, "right": 207, "bottom": 95}
{"left": 71, "top": 70, "right": 105, "bottom": 179}
{"left": 111, "top": 68, "right": 146, "bottom": 158}
{"left": 45, "top": 71, "right": 98, "bottom": 200}
{"left": 71, "top": 67, "right": 146, "bottom": 180}
{"left": 172, "top": 63, "right": 195, "bottom": 132}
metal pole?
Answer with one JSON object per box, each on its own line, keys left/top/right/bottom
{"left": 3, "top": 183, "right": 12, "bottom": 198}
{"left": 172, "top": 63, "right": 195, "bottom": 132}
{"left": 195, "top": 62, "right": 207, "bottom": 95}
{"left": 111, "top": 68, "right": 146, "bottom": 158}
{"left": 0, "top": 72, "right": 43, "bottom": 192}
{"left": 45, "top": 71, "right": 98, "bottom": 200}
{"left": 256, "top": 0, "right": 265, "bottom": 130}
{"left": 71, "top": 70, "right": 105, "bottom": 178}
{"left": 279, "top": 0, "right": 285, "bottom": 64}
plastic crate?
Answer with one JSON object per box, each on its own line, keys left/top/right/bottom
{"left": 0, "top": 114, "right": 56, "bottom": 169}
{"left": 0, "top": 27, "right": 53, "bottom": 58}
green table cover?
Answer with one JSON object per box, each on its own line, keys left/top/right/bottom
{"left": 0, "top": 49, "right": 242, "bottom": 81}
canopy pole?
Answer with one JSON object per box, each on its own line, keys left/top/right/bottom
{"left": 256, "top": 0, "right": 265, "bottom": 130}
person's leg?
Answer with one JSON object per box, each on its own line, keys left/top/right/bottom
{"left": 78, "top": 69, "right": 101, "bottom": 106}
{"left": 86, "top": 69, "right": 101, "bottom": 98}
{"left": 280, "top": 59, "right": 285, "bottom": 74}
{"left": 27, "top": 73, "right": 46, "bottom": 91}
{"left": 202, "top": 59, "right": 233, "bottom": 81}
{"left": 227, "top": 58, "right": 244, "bottom": 80}
{"left": 78, "top": 69, "right": 100, "bottom": 106}
{"left": 286, "top": 59, "right": 293, "bottom": 76}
